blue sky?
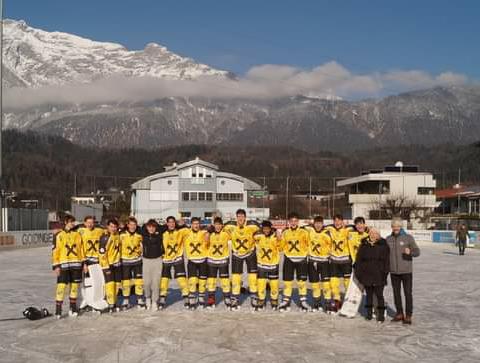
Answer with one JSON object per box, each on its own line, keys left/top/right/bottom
{"left": 6, "top": 0, "right": 479, "bottom": 79}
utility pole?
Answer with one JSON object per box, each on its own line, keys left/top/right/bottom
{"left": 0, "top": 1, "right": 4, "bottom": 232}
{"left": 442, "top": 170, "right": 445, "bottom": 215}
{"left": 263, "top": 176, "right": 266, "bottom": 220}
{"left": 308, "top": 177, "right": 312, "bottom": 218}
{"left": 285, "top": 176, "right": 289, "bottom": 221}
{"left": 457, "top": 168, "right": 461, "bottom": 214}
{"left": 74, "top": 173, "right": 77, "bottom": 196}
{"left": 332, "top": 177, "right": 336, "bottom": 218}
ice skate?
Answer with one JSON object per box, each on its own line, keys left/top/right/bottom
{"left": 254, "top": 299, "right": 265, "bottom": 312}
{"left": 278, "top": 298, "right": 291, "bottom": 312}
{"left": 270, "top": 299, "right": 279, "bottom": 311}
{"left": 157, "top": 296, "right": 167, "bottom": 310}
{"left": 298, "top": 298, "right": 310, "bottom": 312}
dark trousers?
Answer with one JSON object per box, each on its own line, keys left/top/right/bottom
{"left": 391, "top": 273, "right": 413, "bottom": 316}
{"left": 458, "top": 240, "right": 467, "bottom": 255}
{"left": 365, "top": 285, "right": 385, "bottom": 309}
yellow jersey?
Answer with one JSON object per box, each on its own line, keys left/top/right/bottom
{"left": 52, "top": 229, "right": 84, "bottom": 270}
{"left": 99, "top": 232, "right": 121, "bottom": 269}
{"left": 162, "top": 227, "right": 186, "bottom": 264}
{"left": 254, "top": 231, "right": 281, "bottom": 269}
{"left": 207, "top": 230, "right": 230, "bottom": 265}
{"left": 119, "top": 230, "right": 143, "bottom": 265}
{"left": 78, "top": 226, "right": 104, "bottom": 264}
{"left": 280, "top": 227, "right": 309, "bottom": 262}
{"left": 223, "top": 222, "right": 259, "bottom": 258}
{"left": 347, "top": 227, "right": 369, "bottom": 263}
{"left": 306, "top": 226, "right": 332, "bottom": 262}
{"left": 326, "top": 225, "right": 351, "bottom": 263}
{"left": 179, "top": 228, "right": 209, "bottom": 263}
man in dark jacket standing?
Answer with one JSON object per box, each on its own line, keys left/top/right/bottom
{"left": 386, "top": 218, "right": 420, "bottom": 325}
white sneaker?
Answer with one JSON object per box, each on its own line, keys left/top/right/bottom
{"left": 68, "top": 310, "right": 78, "bottom": 318}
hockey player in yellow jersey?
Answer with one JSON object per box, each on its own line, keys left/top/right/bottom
{"left": 159, "top": 216, "right": 189, "bottom": 309}
{"left": 326, "top": 214, "right": 352, "bottom": 312}
{"left": 223, "top": 209, "right": 260, "bottom": 310}
{"left": 99, "top": 219, "right": 122, "bottom": 313}
{"left": 306, "top": 216, "right": 333, "bottom": 312}
{"left": 52, "top": 215, "right": 86, "bottom": 318}
{"left": 253, "top": 220, "right": 281, "bottom": 311}
{"left": 206, "top": 217, "right": 231, "bottom": 308}
{"left": 178, "top": 217, "right": 209, "bottom": 309}
{"left": 78, "top": 216, "right": 104, "bottom": 266}
{"left": 348, "top": 217, "right": 369, "bottom": 263}
{"left": 76, "top": 216, "right": 103, "bottom": 313}
{"left": 119, "top": 217, "right": 145, "bottom": 310}
{"left": 279, "top": 212, "right": 310, "bottom": 312}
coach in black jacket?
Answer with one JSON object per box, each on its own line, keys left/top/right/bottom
{"left": 141, "top": 219, "right": 167, "bottom": 310}
{"left": 355, "top": 228, "right": 390, "bottom": 322}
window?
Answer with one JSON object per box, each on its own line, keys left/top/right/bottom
{"left": 180, "top": 212, "right": 191, "bottom": 218}
{"left": 204, "top": 212, "right": 213, "bottom": 218}
{"left": 418, "top": 187, "right": 434, "bottom": 195}
{"left": 369, "top": 210, "right": 389, "bottom": 220}
{"left": 191, "top": 168, "right": 197, "bottom": 178}
{"left": 350, "top": 181, "right": 390, "bottom": 195}
{"left": 183, "top": 191, "right": 214, "bottom": 201}
{"left": 216, "top": 193, "right": 244, "bottom": 201}
{"left": 167, "top": 180, "right": 172, "bottom": 185}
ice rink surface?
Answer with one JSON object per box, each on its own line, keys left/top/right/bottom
{"left": 1, "top": 244, "right": 479, "bottom": 363}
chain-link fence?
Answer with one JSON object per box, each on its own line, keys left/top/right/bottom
{"left": 6, "top": 167, "right": 480, "bottom": 228}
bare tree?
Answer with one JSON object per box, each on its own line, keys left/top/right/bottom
{"left": 370, "top": 195, "right": 425, "bottom": 222}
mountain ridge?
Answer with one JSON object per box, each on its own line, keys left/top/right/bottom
{"left": 3, "top": 19, "right": 479, "bottom": 151}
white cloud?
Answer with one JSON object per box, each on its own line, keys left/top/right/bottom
{"left": 382, "top": 69, "right": 468, "bottom": 91}
{"left": 4, "top": 61, "right": 470, "bottom": 109}
{"left": 435, "top": 72, "right": 467, "bottom": 86}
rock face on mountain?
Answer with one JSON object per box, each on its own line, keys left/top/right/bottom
{"left": 3, "top": 19, "right": 232, "bottom": 88}
{"left": 4, "top": 19, "right": 479, "bottom": 151}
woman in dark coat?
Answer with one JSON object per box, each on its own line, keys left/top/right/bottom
{"left": 354, "top": 228, "right": 390, "bottom": 322}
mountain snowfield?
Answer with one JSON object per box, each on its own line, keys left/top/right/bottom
{"left": 3, "top": 19, "right": 232, "bottom": 88}
{"left": 3, "top": 19, "right": 480, "bottom": 151}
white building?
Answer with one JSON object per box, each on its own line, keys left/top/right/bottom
{"left": 131, "top": 158, "right": 269, "bottom": 223}
{"left": 337, "top": 163, "right": 439, "bottom": 220}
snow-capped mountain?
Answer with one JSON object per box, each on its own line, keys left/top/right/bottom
{"left": 3, "top": 19, "right": 480, "bottom": 151}
{"left": 3, "top": 19, "right": 233, "bottom": 88}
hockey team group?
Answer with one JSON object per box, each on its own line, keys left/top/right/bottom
{"left": 52, "top": 209, "right": 420, "bottom": 324}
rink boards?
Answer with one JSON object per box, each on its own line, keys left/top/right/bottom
{"left": 0, "top": 228, "right": 475, "bottom": 250}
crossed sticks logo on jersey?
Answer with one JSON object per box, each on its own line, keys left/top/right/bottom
{"left": 333, "top": 240, "right": 344, "bottom": 252}
{"left": 167, "top": 243, "right": 179, "bottom": 256}
{"left": 66, "top": 243, "right": 78, "bottom": 256}
{"left": 261, "top": 248, "right": 273, "bottom": 260}
{"left": 190, "top": 242, "right": 202, "bottom": 255}
{"left": 288, "top": 240, "right": 300, "bottom": 253}
{"left": 235, "top": 238, "right": 249, "bottom": 251}
{"left": 312, "top": 242, "right": 322, "bottom": 254}
{"left": 126, "top": 245, "right": 138, "bottom": 255}
{"left": 212, "top": 244, "right": 224, "bottom": 256}
{"left": 86, "top": 240, "right": 97, "bottom": 253}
